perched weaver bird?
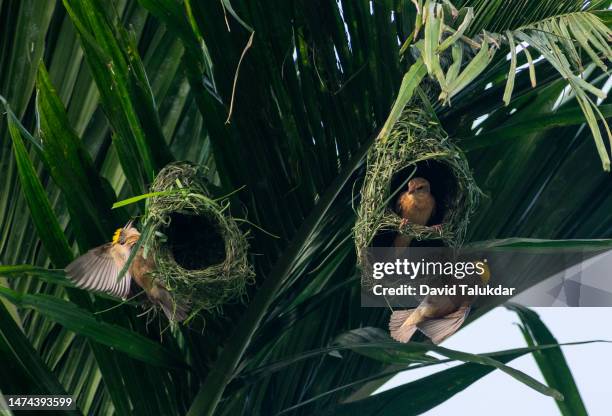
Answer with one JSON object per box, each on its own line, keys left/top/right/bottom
{"left": 393, "top": 177, "right": 436, "bottom": 247}
{"left": 65, "top": 221, "right": 189, "bottom": 322}
{"left": 389, "top": 264, "right": 490, "bottom": 344}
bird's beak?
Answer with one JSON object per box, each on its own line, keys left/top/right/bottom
{"left": 124, "top": 220, "right": 134, "bottom": 230}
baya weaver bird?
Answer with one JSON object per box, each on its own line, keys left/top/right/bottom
{"left": 65, "top": 221, "right": 189, "bottom": 321}
{"left": 393, "top": 177, "right": 437, "bottom": 247}
{"left": 389, "top": 263, "right": 491, "bottom": 344}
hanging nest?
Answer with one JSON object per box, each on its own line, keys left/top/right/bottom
{"left": 354, "top": 104, "right": 481, "bottom": 269}
{"left": 144, "top": 162, "right": 254, "bottom": 318}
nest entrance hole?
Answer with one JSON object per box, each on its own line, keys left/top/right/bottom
{"left": 370, "top": 230, "right": 397, "bottom": 248}
{"left": 389, "top": 159, "right": 458, "bottom": 226}
{"left": 164, "top": 212, "right": 226, "bottom": 270}
{"left": 370, "top": 159, "right": 458, "bottom": 248}
{"left": 369, "top": 230, "right": 446, "bottom": 248}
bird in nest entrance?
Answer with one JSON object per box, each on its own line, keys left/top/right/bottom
{"left": 65, "top": 221, "right": 189, "bottom": 322}
{"left": 393, "top": 176, "right": 437, "bottom": 247}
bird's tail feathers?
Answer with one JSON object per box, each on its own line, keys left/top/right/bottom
{"left": 389, "top": 309, "right": 419, "bottom": 343}
{"left": 417, "top": 306, "right": 470, "bottom": 344}
{"left": 155, "top": 286, "right": 190, "bottom": 322}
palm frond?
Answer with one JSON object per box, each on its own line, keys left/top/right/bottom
{"left": 510, "top": 12, "right": 612, "bottom": 169}
{"left": 412, "top": 2, "right": 612, "bottom": 169}
{"left": 507, "top": 304, "right": 588, "bottom": 416}
{"left": 458, "top": 0, "right": 590, "bottom": 34}
{"left": 1, "top": 0, "right": 611, "bottom": 415}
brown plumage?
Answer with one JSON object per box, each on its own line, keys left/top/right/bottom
{"left": 393, "top": 177, "right": 436, "bottom": 247}
{"left": 65, "top": 221, "right": 189, "bottom": 322}
{"left": 389, "top": 296, "right": 471, "bottom": 344}
{"left": 389, "top": 264, "right": 491, "bottom": 344}
{"left": 389, "top": 176, "right": 475, "bottom": 344}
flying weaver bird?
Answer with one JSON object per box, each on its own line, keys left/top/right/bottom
{"left": 389, "top": 265, "right": 490, "bottom": 344}
{"left": 65, "top": 221, "right": 189, "bottom": 321}
{"left": 393, "top": 177, "right": 436, "bottom": 247}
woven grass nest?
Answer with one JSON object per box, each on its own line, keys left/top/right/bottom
{"left": 144, "top": 162, "right": 254, "bottom": 318}
{"left": 354, "top": 104, "right": 481, "bottom": 269}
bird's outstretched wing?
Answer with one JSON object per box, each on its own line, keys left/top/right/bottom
{"left": 65, "top": 244, "right": 132, "bottom": 299}
{"left": 417, "top": 305, "right": 470, "bottom": 344}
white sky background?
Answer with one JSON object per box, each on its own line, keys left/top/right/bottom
{"left": 376, "top": 307, "right": 612, "bottom": 415}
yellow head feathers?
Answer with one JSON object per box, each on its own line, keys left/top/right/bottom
{"left": 112, "top": 228, "right": 122, "bottom": 245}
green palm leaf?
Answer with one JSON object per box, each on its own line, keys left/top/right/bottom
{"left": 1, "top": 0, "right": 611, "bottom": 414}
{"left": 507, "top": 304, "right": 588, "bottom": 416}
